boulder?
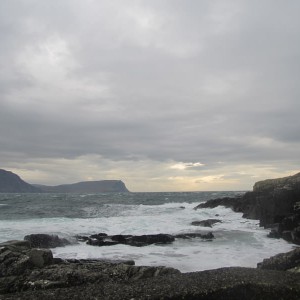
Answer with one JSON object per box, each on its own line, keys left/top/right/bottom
{"left": 27, "top": 249, "right": 53, "bottom": 268}
{"left": 191, "top": 219, "right": 221, "bottom": 227}
{"left": 0, "top": 240, "right": 53, "bottom": 277}
{"left": 0, "top": 240, "right": 31, "bottom": 251}
{"left": 174, "top": 232, "right": 214, "bottom": 239}
{"left": 257, "top": 248, "right": 300, "bottom": 271}
{"left": 24, "top": 234, "right": 71, "bottom": 248}
{"left": 128, "top": 234, "right": 175, "bottom": 247}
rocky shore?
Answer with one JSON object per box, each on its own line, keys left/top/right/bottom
{"left": 1, "top": 172, "right": 300, "bottom": 299}
{"left": 1, "top": 240, "right": 300, "bottom": 299}
{"left": 195, "top": 172, "right": 300, "bottom": 245}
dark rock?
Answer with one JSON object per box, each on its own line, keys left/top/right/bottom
{"left": 257, "top": 248, "right": 300, "bottom": 271}
{"left": 27, "top": 249, "right": 53, "bottom": 268}
{"left": 0, "top": 242, "right": 180, "bottom": 295}
{"left": 87, "top": 238, "right": 119, "bottom": 246}
{"left": 111, "top": 234, "right": 132, "bottom": 243}
{"left": 191, "top": 219, "right": 222, "bottom": 227}
{"left": 1, "top": 266, "right": 300, "bottom": 300}
{"left": 1, "top": 241, "right": 300, "bottom": 299}
{"left": 128, "top": 234, "right": 175, "bottom": 246}
{"left": 291, "top": 226, "right": 300, "bottom": 244}
{"left": 75, "top": 235, "right": 90, "bottom": 242}
{"left": 89, "top": 233, "right": 108, "bottom": 239}
{"left": 86, "top": 233, "right": 175, "bottom": 247}
{"left": 194, "top": 196, "right": 242, "bottom": 210}
{"left": 24, "top": 234, "right": 71, "bottom": 248}
{"left": 267, "top": 228, "right": 281, "bottom": 239}
{"left": 175, "top": 232, "right": 214, "bottom": 240}
{"left": 195, "top": 172, "right": 300, "bottom": 245}
{"left": 0, "top": 241, "right": 53, "bottom": 277}
{"left": 253, "top": 172, "right": 300, "bottom": 192}
{"left": 0, "top": 240, "right": 31, "bottom": 251}
{"left": 84, "top": 232, "right": 215, "bottom": 247}
{"left": 279, "top": 214, "right": 300, "bottom": 232}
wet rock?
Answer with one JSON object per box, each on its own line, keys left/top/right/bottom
{"left": 83, "top": 232, "right": 215, "bottom": 247}
{"left": 194, "top": 196, "right": 242, "bottom": 210}
{"left": 86, "top": 233, "right": 175, "bottom": 247}
{"left": 257, "top": 248, "right": 300, "bottom": 271}
{"left": 27, "top": 249, "right": 53, "bottom": 268}
{"left": 0, "top": 240, "right": 31, "bottom": 251}
{"left": 24, "top": 234, "right": 71, "bottom": 248}
{"left": 128, "top": 234, "right": 175, "bottom": 246}
{"left": 0, "top": 243, "right": 53, "bottom": 278}
{"left": 1, "top": 240, "right": 300, "bottom": 299}
{"left": 90, "top": 233, "right": 108, "bottom": 239}
{"left": 87, "top": 238, "right": 119, "bottom": 246}
{"left": 191, "top": 219, "right": 222, "bottom": 227}
{"left": 195, "top": 173, "right": 300, "bottom": 245}
{"left": 1, "top": 267, "right": 300, "bottom": 300}
{"left": 175, "top": 232, "right": 214, "bottom": 240}
{"left": 267, "top": 228, "right": 281, "bottom": 238}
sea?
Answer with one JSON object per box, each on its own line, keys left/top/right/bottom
{"left": 0, "top": 191, "right": 296, "bottom": 273}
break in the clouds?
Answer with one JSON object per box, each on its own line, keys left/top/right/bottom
{"left": 1, "top": 0, "right": 300, "bottom": 191}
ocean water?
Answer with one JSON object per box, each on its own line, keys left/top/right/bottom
{"left": 0, "top": 191, "right": 295, "bottom": 272}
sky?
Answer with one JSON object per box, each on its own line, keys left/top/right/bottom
{"left": 1, "top": 0, "right": 300, "bottom": 192}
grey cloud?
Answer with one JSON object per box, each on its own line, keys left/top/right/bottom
{"left": 1, "top": 0, "right": 300, "bottom": 189}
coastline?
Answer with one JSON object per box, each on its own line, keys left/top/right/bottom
{"left": 1, "top": 173, "right": 300, "bottom": 299}
{"left": 1, "top": 239, "right": 300, "bottom": 300}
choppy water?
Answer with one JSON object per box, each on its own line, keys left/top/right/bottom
{"left": 0, "top": 192, "right": 295, "bottom": 272}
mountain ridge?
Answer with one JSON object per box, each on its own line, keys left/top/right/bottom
{"left": 0, "top": 169, "right": 41, "bottom": 193}
{"left": 34, "top": 180, "right": 129, "bottom": 193}
{"left": 0, "top": 169, "right": 129, "bottom": 193}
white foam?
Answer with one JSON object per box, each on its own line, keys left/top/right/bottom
{"left": 0, "top": 202, "right": 295, "bottom": 272}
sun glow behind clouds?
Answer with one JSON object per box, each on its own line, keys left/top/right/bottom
{"left": 170, "top": 162, "right": 205, "bottom": 170}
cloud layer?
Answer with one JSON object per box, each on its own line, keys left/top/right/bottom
{"left": 1, "top": 0, "right": 300, "bottom": 191}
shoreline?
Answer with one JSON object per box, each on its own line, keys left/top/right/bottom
{"left": 1, "top": 172, "right": 300, "bottom": 299}
{"left": 1, "top": 239, "right": 300, "bottom": 300}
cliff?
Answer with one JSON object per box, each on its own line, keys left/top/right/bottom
{"left": 35, "top": 180, "right": 129, "bottom": 193}
{"left": 253, "top": 172, "right": 300, "bottom": 192}
{"left": 195, "top": 172, "right": 300, "bottom": 245}
{"left": 0, "top": 169, "right": 41, "bottom": 193}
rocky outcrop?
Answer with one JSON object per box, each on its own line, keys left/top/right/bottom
{"left": 0, "top": 169, "right": 41, "bottom": 193}
{"left": 257, "top": 248, "right": 300, "bottom": 272}
{"left": 191, "top": 219, "right": 222, "bottom": 227}
{"left": 174, "top": 232, "right": 214, "bottom": 239}
{"left": 195, "top": 172, "right": 300, "bottom": 245}
{"left": 253, "top": 172, "right": 300, "bottom": 192}
{"left": 77, "top": 232, "right": 214, "bottom": 247}
{"left": 0, "top": 240, "right": 179, "bottom": 296}
{"left": 24, "top": 234, "right": 71, "bottom": 248}
{"left": 1, "top": 241, "right": 300, "bottom": 299}
{"left": 35, "top": 180, "right": 129, "bottom": 193}
{"left": 0, "top": 240, "right": 53, "bottom": 277}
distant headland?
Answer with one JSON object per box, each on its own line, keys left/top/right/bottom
{"left": 0, "top": 169, "right": 129, "bottom": 193}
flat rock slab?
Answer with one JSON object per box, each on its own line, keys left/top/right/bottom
{"left": 1, "top": 267, "right": 300, "bottom": 300}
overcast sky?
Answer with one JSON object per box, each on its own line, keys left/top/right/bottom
{"left": 1, "top": 0, "right": 300, "bottom": 192}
